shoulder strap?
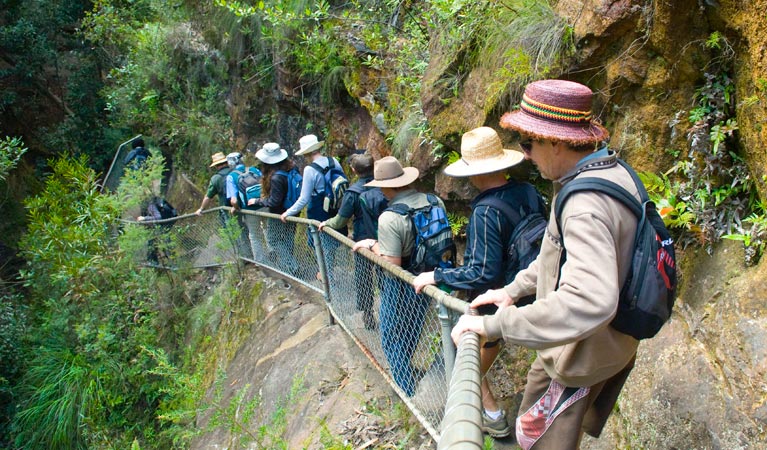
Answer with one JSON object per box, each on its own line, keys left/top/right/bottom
{"left": 476, "top": 195, "right": 523, "bottom": 227}
{"left": 386, "top": 202, "right": 411, "bottom": 216}
{"left": 309, "top": 157, "right": 333, "bottom": 174}
{"left": 555, "top": 178, "right": 642, "bottom": 233}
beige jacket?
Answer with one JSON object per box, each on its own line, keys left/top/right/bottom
{"left": 483, "top": 150, "right": 640, "bottom": 387}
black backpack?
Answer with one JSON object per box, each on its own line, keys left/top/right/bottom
{"left": 476, "top": 187, "right": 547, "bottom": 287}
{"left": 386, "top": 194, "right": 456, "bottom": 275}
{"left": 555, "top": 159, "right": 678, "bottom": 340}
{"left": 146, "top": 198, "right": 177, "bottom": 229}
{"left": 346, "top": 183, "right": 388, "bottom": 240}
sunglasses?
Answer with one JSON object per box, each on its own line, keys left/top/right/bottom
{"left": 519, "top": 139, "right": 533, "bottom": 154}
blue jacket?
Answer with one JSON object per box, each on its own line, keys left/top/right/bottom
{"left": 434, "top": 180, "right": 544, "bottom": 297}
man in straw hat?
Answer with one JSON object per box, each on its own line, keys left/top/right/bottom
{"left": 412, "top": 126, "right": 546, "bottom": 438}
{"left": 195, "top": 152, "right": 232, "bottom": 224}
{"left": 352, "top": 156, "right": 447, "bottom": 397}
{"left": 451, "top": 79, "right": 639, "bottom": 449}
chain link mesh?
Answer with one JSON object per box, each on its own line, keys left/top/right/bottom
{"left": 126, "top": 207, "right": 481, "bottom": 443}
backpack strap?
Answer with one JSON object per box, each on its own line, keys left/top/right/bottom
{"left": 555, "top": 177, "right": 642, "bottom": 232}
{"left": 309, "top": 156, "right": 333, "bottom": 174}
{"left": 553, "top": 160, "right": 646, "bottom": 287}
{"left": 476, "top": 196, "right": 523, "bottom": 229}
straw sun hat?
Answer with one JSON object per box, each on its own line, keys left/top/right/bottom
{"left": 500, "top": 79, "right": 609, "bottom": 145}
{"left": 364, "top": 156, "right": 420, "bottom": 188}
{"left": 294, "top": 134, "right": 324, "bottom": 156}
{"left": 443, "top": 127, "right": 525, "bottom": 177}
{"left": 256, "top": 142, "right": 288, "bottom": 164}
{"left": 209, "top": 152, "right": 227, "bottom": 167}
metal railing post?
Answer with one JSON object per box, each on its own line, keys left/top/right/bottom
{"left": 439, "top": 302, "right": 457, "bottom": 386}
{"left": 309, "top": 224, "right": 335, "bottom": 325}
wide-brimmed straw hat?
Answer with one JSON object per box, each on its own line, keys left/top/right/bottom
{"left": 500, "top": 79, "right": 609, "bottom": 145}
{"left": 256, "top": 142, "right": 288, "bottom": 164}
{"left": 364, "top": 156, "right": 419, "bottom": 188}
{"left": 294, "top": 134, "right": 324, "bottom": 156}
{"left": 444, "top": 127, "right": 525, "bottom": 177}
{"left": 209, "top": 152, "right": 227, "bottom": 167}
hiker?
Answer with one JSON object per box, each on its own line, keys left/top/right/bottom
{"left": 281, "top": 134, "right": 348, "bottom": 281}
{"left": 412, "top": 126, "right": 546, "bottom": 439}
{"left": 195, "top": 151, "right": 232, "bottom": 225}
{"left": 124, "top": 137, "right": 150, "bottom": 171}
{"left": 280, "top": 134, "right": 348, "bottom": 234}
{"left": 352, "top": 156, "right": 445, "bottom": 397}
{"left": 249, "top": 142, "right": 300, "bottom": 274}
{"left": 137, "top": 195, "right": 177, "bottom": 264}
{"left": 450, "top": 79, "right": 640, "bottom": 450}
{"left": 225, "top": 151, "right": 266, "bottom": 261}
{"left": 319, "top": 152, "right": 388, "bottom": 329}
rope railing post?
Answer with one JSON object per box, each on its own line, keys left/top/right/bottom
{"left": 438, "top": 307, "right": 483, "bottom": 450}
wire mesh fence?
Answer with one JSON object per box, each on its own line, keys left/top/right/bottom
{"left": 125, "top": 206, "right": 482, "bottom": 444}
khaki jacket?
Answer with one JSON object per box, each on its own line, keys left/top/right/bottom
{"left": 483, "top": 150, "right": 640, "bottom": 386}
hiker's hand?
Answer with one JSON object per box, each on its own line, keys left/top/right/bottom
{"left": 472, "top": 288, "right": 514, "bottom": 309}
{"left": 451, "top": 314, "right": 486, "bottom": 345}
{"left": 195, "top": 208, "right": 203, "bottom": 216}
{"left": 229, "top": 207, "right": 237, "bottom": 215}
{"left": 352, "top": 239, "right": 376, "bottom": 253}
{"left": 280, "top": 212, "right": 288, "bottom": 223}
{"left": 137, "top": 216, "right": 145, "bottom": 222}
{"left": 247, "top": 198, "right": 257, "bottom": 206}
{"left": 413, "top": 271, "right": 436, "bottom": 294}
{"left": 318, "top": 221, "right": 326, "bottom": 231}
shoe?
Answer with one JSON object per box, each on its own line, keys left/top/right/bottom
{"left": 482, "top": 410, "right": 512, "bottom": 439}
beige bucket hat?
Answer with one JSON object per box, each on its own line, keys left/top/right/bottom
{"left": 256, "top": 142, "right": 288, "bottom": 164}
{"left": 294, "top": 134, "right": 324, "bottom": 156}
{"left": 443, "top": 127, "right": 525, "bottom": 177}
{"left": 209, "top": 152, "right": 227, "bottom": 167}
{"left": 364, "top": 156, "right": 420, "bottom": 188}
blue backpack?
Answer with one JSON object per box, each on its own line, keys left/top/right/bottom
{"left": 230, "top": 167, "right": 263, "bottom": 209}
{"left": 276, "top": 167, "right": 303, "bottom": 209}
{"left": 124, "top": 147, "right": 149, "bottom": 171}
{"left": 386, "top": 194, "right": 456, "bottom": 274}
{"left": 310, "top": 157, "right": 349, "bottom": 213}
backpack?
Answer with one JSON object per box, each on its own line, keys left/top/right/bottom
{"left": 125, "top": 147, "right": 149, "bottom": 171}
{"left": 231, "top": 167, "right": 263, "bottom": 208}
{"left": 156, "top": 198, "right": 178, "bottom": 220}
{"left": 386, "top": 194, "right": 456, "bottom": 275}
{"left": 276, "top": 167, "right": 303, "bottom": 209}
{"left": 554, "top": 158, "right": 678, "bottom": 340}
{"left": 477, "top": 188, "right": 547, "bottom": 287}
{"left": 310, "top": 157, "right": 349, "bottom": 213}
{"left": 347, "top": 184, "right": 388, "bottom": 240}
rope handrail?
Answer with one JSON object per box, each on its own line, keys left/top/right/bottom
{"left": 122, "top": 205, "right": 484, "bottom": 446}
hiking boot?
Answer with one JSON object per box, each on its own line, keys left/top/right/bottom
{"left": 482, "top": 410, "right": 512, "bottom": 439}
